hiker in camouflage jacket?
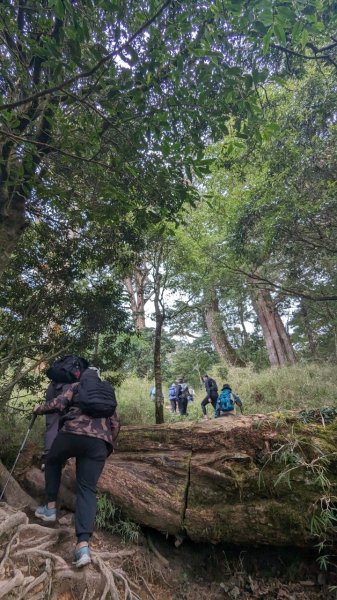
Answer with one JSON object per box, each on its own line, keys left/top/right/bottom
{"left": 33, "top": 368, "right": 119, "bottom": 568}
{"left": 35, "top": 376, "right": 119, "bottom": 449}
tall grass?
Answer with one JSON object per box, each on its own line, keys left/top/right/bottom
{"left": 116, "top": 363, "right": 337, "bottom": 426}
{"left": 2, "top": 363, "right": 337, "bottom": 459}
{"left": 223, "top": 362, "right": 337, "bottom": 414}
{"left": 115, "top": 377, "right": 202, "bottom": 425}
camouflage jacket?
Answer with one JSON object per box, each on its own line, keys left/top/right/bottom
{"left": 35, "top": 382, "right": 119, "bottom": 450}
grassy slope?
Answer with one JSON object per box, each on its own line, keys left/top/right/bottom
{"left": 116, "top": 363, "right": 337, "bottom": 425}
{"left": 1, "top": 362, "right": 336, "bottom": 465}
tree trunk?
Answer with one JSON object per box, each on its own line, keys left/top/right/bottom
{"left": 0, "top": 189, "right": 26, "bottom": 277}
{"left": 153, "top": 271, "right": 164, "bottom": 424}
{"left": 153, "top": 313, "right": 164, "bottom": 424}
{"left": 238, "top": 300, "right": 249, "bottom": 345}
{"left": 26, "top": 415, "right": 337, "bottom": 548}
{"left": 204, "top": 294, "right": 245, "bottom": 367}
{"left": 123, "top": 266, "right": 149, "bottom": 331}
{"left": 0, "top": 102, "right": 56, "bottom": 280}
{"left": 252, "top": 289, "right": 297, "bottom": 367}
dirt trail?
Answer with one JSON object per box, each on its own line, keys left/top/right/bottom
{"left": 0, "top": 502, "right": 333, "bottom": 600}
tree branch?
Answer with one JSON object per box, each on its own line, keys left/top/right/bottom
{"left": 271, "top": 43, "right": 337, "bottom": 67}
{"left": 218, "top": 259, "right": 337, "bottom": 302}
{"left": 0, "top": 129, "right": 116, "bottom": 170}
{"left": 0, "top": 0, "right": 173, "bottom": 112}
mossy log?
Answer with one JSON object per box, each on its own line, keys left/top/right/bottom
{"left": 24, "top": 414, "right": 337, "bottom": 547}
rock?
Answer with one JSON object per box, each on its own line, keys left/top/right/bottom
{"left": 58, "top": 513, "right": 74, "bottom": 526}
{"left": 22, "top": 415, "right": 337, "bottom": 547}
{"left": 0, "top": 459, "right": 35, "bottom": 509}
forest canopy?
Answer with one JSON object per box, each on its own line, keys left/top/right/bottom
{"left": 1, "top": 0, "right": 337, "bottom": 422}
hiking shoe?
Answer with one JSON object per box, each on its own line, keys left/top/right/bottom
{"left": 35, "top": 505, "right": 57, "bottom": 522}
{"left": 73, "top": 545, "right": 91, "bottom": 568}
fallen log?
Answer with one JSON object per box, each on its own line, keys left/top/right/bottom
{"left": 22, "top": 414, "right": 337, "bottom": 547}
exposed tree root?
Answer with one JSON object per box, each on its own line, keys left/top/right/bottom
{"left": 0, "top": 503, "right": 146, "bottom": 599}
{"left": 139, "top": 575, "right": 157, "bottom": 600}
{"left": 146, "top": 535, "right": 169, "bottom": 568}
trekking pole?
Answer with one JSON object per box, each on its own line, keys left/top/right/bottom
{"left": 235, "top": 400, "right": 243, "bottom": 415}
{"left": 0, "top": 413, "right": 37, "bottom": 502}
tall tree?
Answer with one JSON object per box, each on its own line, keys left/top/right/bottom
{"left": 2, "top": 0, "right": 336, "bottom": 277}
{"left": 251, "top": 288, "right": 297, "bottom": 367}
{"left": 204, "top": 292, "right": 246, "bottom": 367}
{"left": 123, "top": 261, "right": 151, "bottom": 331}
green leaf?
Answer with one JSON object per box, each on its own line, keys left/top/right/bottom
{"left": 68, "top": 39, "right": 81, "bottom": 62}
{"left": 257, "top": 8, "right": 273, "bottom": 27}
{"left": 261, "top": 122, "right": 281, "bottom": 140}
{"left": 291, "top": 22, "right": 303, "bottom": 43}
{"left": 262, "top": 26, "right": 273, "bottom": 53}
{"left": 277, "top": 6, "right": 293, "bottom": 22}
{"left": 156, "top": 111, "right": 168, "bottom": 123}
{"left": 55, "top": 0, "right": 65, "bottom": 19}
{"left": 300, "top": 28, "right": 309, "bottom": 49}
{"left": 274, "top": 24, "right": 286, "bottom": 45}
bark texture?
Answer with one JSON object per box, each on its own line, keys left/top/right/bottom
{"left": 123, "top": 266, "right": 149, "bottom": 331}
{"left": 23, "top": 416, "right": 336, "bottom": 547}
{"left": 0, "top": 191, "right": 26, "bottom": 277}
{"left": 204, "top": 295, "right": 245, "bottom": 367}
{"left": 252, "top": 289, "right": 297, "bottom": 367}
{"left": 153, "top": 286, "right": 164, "bottom": 424}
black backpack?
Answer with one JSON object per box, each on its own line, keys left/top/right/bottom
{"left": 179, "top": 383, "right": 190, "bottom": 399}
{"left": 78, "top": 370, "right": 117, "bottom": 418}
{"left": 208, "top": 378, "right": 218, "bottom": 397}
{"left": 46, "top": 355, "right": 89, "bottom": 384}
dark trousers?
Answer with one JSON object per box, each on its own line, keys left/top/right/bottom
{"left": 44, "top": 413, "right": 60, "bottom": 456}
{"left": 170, "top": 399, "right": 177, "bottom": 413}
{"left": 178, "top": 397, "right": 188, "bottom": 415}
{"left": 201, "top": 395, "right": 217, "bottom": 415}
{"left": 46, "top": 432, "right": 108, "bottom": 542}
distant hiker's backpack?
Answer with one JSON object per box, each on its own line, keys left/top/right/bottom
{"left": 218, "top": 388, "right": 234, "bottom": 412}
{"left": 78, "top": 371, "right": 117, "bottom": 418}
{"left": 168, "top": 384, "right": 177, "bottom": 401}
{"left": 46, "top": 355, "right": 89, "bottom": 384}
{"left": 179, "top": 383, "right": 190, "bottom": 399}
{"left": 208, "top": 378, "right": 218, "bottom": 397}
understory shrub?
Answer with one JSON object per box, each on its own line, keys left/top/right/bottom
{"left": 96, "top": 493, "right": 140, "bottom": 543}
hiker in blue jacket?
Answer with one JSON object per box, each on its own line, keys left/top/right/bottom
{"left": 168, "top": 382, "right": 178, "bottom": 413}
{"left": 215, "top": 384, "right": 243, "bottom": 417}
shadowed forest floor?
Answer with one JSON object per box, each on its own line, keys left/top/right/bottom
{"left": 0, "top": 502, "right": 334, "bottom": 600}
